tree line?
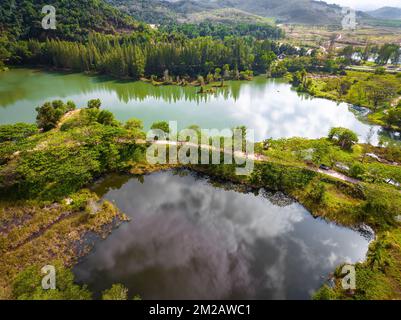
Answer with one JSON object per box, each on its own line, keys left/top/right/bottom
{"left": 340, "top": 43, "right": 401, "bottom": 65}
{"left": 159, "top": 21, "right": 285, "bottom": 41}
{"left": 3, "top": 33, "right": 303, "bottom": 79}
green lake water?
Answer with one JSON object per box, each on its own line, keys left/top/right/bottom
{"left": 0, "top": 68, "right": 397, "bottom": 143}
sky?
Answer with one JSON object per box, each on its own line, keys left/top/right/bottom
{"left": 323, "top": 0, "right": 401, "bottom": 11}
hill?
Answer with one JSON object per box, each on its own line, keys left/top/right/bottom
{"left": 106, "top": 0, "right": 276, "bottom": 26}
{"left": 113, "top": 0, "right": 401, "bottom": 28}
{"left": 183, "top": 8, "right": 275, "bottom": 24}
{"left": 211, "top": 0, "right": 344, "bottom": 24}
{"left": 0, "top": 0, "right": 139, "bottom": 41}
{"left": 106, "top": 0, "right": 179, "bottom": 24}
{"left": 167, "top": 0, "right": 362, "bottom": 25}
{"left": 108, "top": 0, "right": 361, "bottom": 26}
{"left": 367, "top": 7, "right": 401, "bottom": 20}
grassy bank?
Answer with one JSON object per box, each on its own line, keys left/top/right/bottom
{"left": 0, "top": 193, "right": 129, "bottom": 299}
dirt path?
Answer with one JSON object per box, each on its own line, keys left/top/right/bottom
{"left": 147, "top": 140, "right": 361, "bottom": 184}
{"left": 316, "top": 168, "right": 359, "bottom": 184}
{"left": 57, "top": 109, "right": 81, "bottom": 129}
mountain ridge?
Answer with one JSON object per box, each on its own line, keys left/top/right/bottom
{"left": 367, "top": 7, "right": 401, "bottom": 20}
{"left": 107, "top": 0, "right": 365, "bottom": 25}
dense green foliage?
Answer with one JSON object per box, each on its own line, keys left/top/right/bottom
{"left": 0, "top": 1, "right": 298, "bottom": 81}
{"left": 102, "top": 284, "right": 128, "bottom": 300}
{"left": 36, "top": 100, "right": 76, "bottom": 131}
{"left": 385, "top": 106, "right": 401, "bottom": 129}
{"left": 12, "top": 263, "right": 91, "bottom": 300}
{"left": 87, "top": 99, "right": 102, "bottom": 109}
{"left": 124, "top": 118, "right": 144, "bottom": 131}
{"left": 323, "top": 72, "right": 400, "bottom": 111}
{"left": 271, "top": 55, "right": 346, "bottom": 78}
{"left": 3, "top": 33, "right": 301, "bottom": 79}
{"left": 0, "top": 0, "right": 139, "bottom": 41}
{"left": 0, "top": 123, "right": 38, "bottom": 143}
{"left": 160, "top": 22, "right": 284, "bottom": 40}
{"left": 328, "top": 127, "right": 359, "bottom": 150}
{"left": 272, "top": 42, "right": 401, "bottom": 83}
{"left": 285, "top": 68, "right": 401, "bottom": 131}
{"left": 106, "top": 0, "right": 178, "bottom": 25}
{"left": 0, "top": 101, "right": 146, "bottom": 200}
{"left": 150, "top": 121, "right": 170, "bottom": 134}
{"left": 0, "top": 0, "right": 299, "bottom": 81}
{"left": 12, "top": 264, "right": 138, "bottom": 300}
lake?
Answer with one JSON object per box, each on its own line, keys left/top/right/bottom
{"left": 0, "top": 68, "right": 396, "bottom": 144}
{"left": 73, "top": 171, "right": 372, "bottom": 300}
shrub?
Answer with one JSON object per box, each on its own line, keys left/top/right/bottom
{"left": 66, "top": 101, "right": 76, "bottom": 110}
{"left": 36, "top": 100, "right": 74, "bottom": 131}
{"left": 87, "top": 99, "right": 101, "bottom": 109}
{"left": 349, "top": 163, "right": 366, "bottom": 179}
{"left": 375, "top": 67, "right": 386, "bottom": 75}
{"left": 385, "top": 107, "right": 401, "bottom": 128}
{"left": 308, "top": 179, "right": 326, "bottom": 203}
{"left": 125, "top": 118, "right": 143, "bottom": 130}
{"left": 102, "top": 284, "right": 128, "bottom": 300}
{"left": 363, "top": 185, "right": 401, "bottom": 229}
{"left": 270, "top": 63, "right": 287, "bottom": 78}
{"left": 328, "top": 127, "right": 358, "bottom": 150}
{"left": 97, "top": 110, "right": 116, "bottom": 126}
{"left": 312, "top": 285, "right": 337, "bottom": 300}
{"left": 151, "top": 121, "right": 170, "bottom": 135}
{"left": 12, "top": 264, "right": 92, "bottom": 300}
{"left": 0, "top": 123, "right": 38, "bottom": 142}
{"left": 83, "top": 108, "right": 101, "bottom": 124}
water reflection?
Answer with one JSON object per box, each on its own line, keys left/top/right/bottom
{"left": 73, "top": 171, "right": 371, "bottom": 300}
{"left": 0, "top": 68, "right": 398, "bottom": 144}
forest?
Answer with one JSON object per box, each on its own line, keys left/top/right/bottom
{"left": 1, "top": 33, "right": 300, "bottom": 79}
{"left": 159, "top": 21, "right": 285, "bottom": 40}
{"left": 0, "top": 0, "right": 289, "bottom": 79}
{"left": 0, "top": 0, "right": 140, "bottom": 41}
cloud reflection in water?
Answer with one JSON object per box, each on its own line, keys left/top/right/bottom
{"left": 74, "top": 171, "right": 370, "bottom": 300}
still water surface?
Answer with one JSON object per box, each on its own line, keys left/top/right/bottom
{"left": 73, "top": 171, "right": 371, "bottom": 300}
{"left": 0, "top": 68, "right": 396, "bottom": 144}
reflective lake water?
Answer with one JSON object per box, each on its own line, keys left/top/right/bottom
{"left": 0, "top": 68, "right": 396, "bottom": 144}
{"left": 73, "top": 171, "right": 372, "bottom": 300}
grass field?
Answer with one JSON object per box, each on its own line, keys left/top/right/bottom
{"left": 282, "top": 24, "right": 401, "bottom": 49}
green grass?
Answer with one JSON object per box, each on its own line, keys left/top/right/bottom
{"left": 364, "top": 19, "right": 401, "bottom": 28}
